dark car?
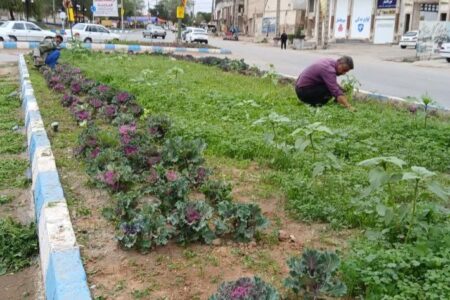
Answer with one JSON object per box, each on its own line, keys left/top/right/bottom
{"left": 143, "top": 25, "right": 166, "bottom": 39}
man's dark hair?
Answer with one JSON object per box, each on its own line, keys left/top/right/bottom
{"left": 337, "top": 56, "right": 354, "bottom": 70}
{"left": 56, "top": 34, "right": 64, "bottom": 42}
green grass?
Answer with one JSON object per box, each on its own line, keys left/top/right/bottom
{"left": 59, "top": 51, "right": 450, "bottom": 227}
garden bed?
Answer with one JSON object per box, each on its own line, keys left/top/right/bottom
{"left": 0, "top": 62, "right": 40, "bottom": 299}
{"left": 113, "top": 40, "right": 218, "bottom": 49}
{"left": 28, "top": 50, "right": 450, "bottom": 299}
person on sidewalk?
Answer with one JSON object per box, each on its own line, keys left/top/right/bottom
{"left": 280, "top": 31, "right": 288, "bottom": 50}
{"left": 33, "top": 35, "right": 64, "bottom": 68}
{"left": 295, "top": 56, "right": 355, "bottom": 111}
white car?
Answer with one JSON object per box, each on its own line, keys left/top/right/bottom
{"left": 399, "top": 31, "right": 418, "bottom": 49}
{"left": 0, "top": 21, "right": 56, "bottom": 42}
{"left": 70, "top": 23, "right": 120, "bottom": 43}
{"left": 186, "top": 28, "right": 208, "bottom": 44}
{"left": 143, "top": 25, "right": 166, "bottom": 39}
{"left": 439, "top": 43, "right": 450, "bottom": 63}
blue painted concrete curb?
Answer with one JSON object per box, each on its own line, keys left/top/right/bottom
{"left": 18, "top": 55, "right": 91, "bottom": 300}
{"left": 1, "top": 41, "right": 231, "bottom": 55}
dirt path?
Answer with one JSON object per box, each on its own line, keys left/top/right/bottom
{"left": 0, "top": 61, "right": 43, "bottom": 300}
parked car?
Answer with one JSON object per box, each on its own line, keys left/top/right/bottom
{"left": 0, "top": 32, "right": 9, "bottom": 42}
{"left": 181, "top": 27, "right": 195, "bottom": 41}
{"left": 399, "top": 31, "right": 418, "bottom": 49}
{"left": 439, "top": 42, "right": 450, "bottom": 63}
{"left": 186, "top": 28, "right": 208, "bottom": 44}
{"left": 0, "top": 21, "right": 56, "bottom": 42}
{"left": 143, "top": 25, "right": 166, "bottom": 39}
{"left": 70, "top": 23, "right": 120, "bottom": 43}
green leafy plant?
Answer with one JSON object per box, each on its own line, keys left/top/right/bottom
{"left": 284, "top": 249, "right": 347, "bottom": 299}
{"left": 168, "top": 200, "right": 215, "bottom": 245}
{"left": 292, "top": 122, "right": 334, "bottom": 160}
{"left": 262, "top": 64, "right": 279, "bottom": 86}
{"left": 253, "top": 112, "right": 291, "bottom": 151}
{"left": 0, "top": 218, "right": 38, "bottom": 275}
{"left": 162, "top": 136, "right": 206, "bottom": 170}
{"left": 116, "top": 203, "right": 172, "bottom": 252}
{"left": 421, "top": 93, "right": 434, "bottom": 128}
{"left": 214, "top": 201, "right": 268, "bottom": 242}
{"left": 209, "top": 276, "right": 280, "bottom": 300}
{"left": 201, "top": 180, "right": 233, "bottom": 205}
{"left": 0, "top": 194, "right": 13, "bottom": 205}
{"left": 166, "top": 66, "right": 184, "bottom": 80}
{"left": 340, "top": 75, "right": 360, "bottom": 102}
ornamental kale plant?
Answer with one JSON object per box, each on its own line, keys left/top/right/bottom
{"left": 162, "top": 137, "right": 206, "bottom": 170}
{"left": 187, "top": 166, "right": 211, "bottom": 187}
{"left": 152, "top": 175, "right": 190, "bottom": 213}
{"left": 214, "top": 201, "right": 268, "bottom": 242}
{"left": 201, "top": 180, "right": 233, "bottom": 205}
{"left": 112, "top": 91, "right": 133, "bottom": 105}
{"left": 284, "top": 249, "right": 347, "bottom": 299}
{"left": 168, "top": 200, "right": 215, "bottom": 245}
{"left": 116, "top": 203, "right": 172, "bottom": 252}
{"left": 89, "top": 84, "right": 116, "bottom": 103}
{"left": 61, "top": 93, "right": 79, "bottom": 107}
{"left": 146, "top": 115, "right": 172, "bottom": 140}
{"left": 209, "top": 276, "right": 280, "bottom": 300}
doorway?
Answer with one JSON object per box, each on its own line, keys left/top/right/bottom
{"left": 404, "top": 13, "right": 410, "bottom": 33}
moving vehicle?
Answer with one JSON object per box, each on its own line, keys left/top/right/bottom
{"left": 143, "top": 25, "right": 166, "bottom": 39}
{"left": 399, "top": 31, "right": 418, "bottom": 49}
{"left": 439, "top": 43, "right": 450, "bottom": 63}
{"left": 186, "top": 28, "right": 208, "bottom": 44}
{"left": 71, "top": 23, "right": 120, "bottom": 43}
{"left": 0, "top": 21, "right": 56, "bottom": 42}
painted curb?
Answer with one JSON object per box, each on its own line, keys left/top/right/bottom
{"left": 18, "top": 55, "right": 91, "bottom": 300}
{"left": 1, "top": 41, "right": 232, "bottom": 55}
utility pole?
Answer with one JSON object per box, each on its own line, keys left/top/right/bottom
{"left": 276, "top": 0, "right": 280, "bottom": 36}
{"left": 315, "top": 0, "right": 321, "bottom": 47}
{"left": 121, "top": 0, "right": 124, "bottom": 30}
{"left": 52, "top": 0, "right": 56, "bottom": 23}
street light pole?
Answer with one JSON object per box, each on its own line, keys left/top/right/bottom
{"left": 121, "top": 0, "right": 124, "bottom": 30}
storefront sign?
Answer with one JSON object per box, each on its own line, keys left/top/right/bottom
{"left": 93, "top": 0, "right": 118, "bottom": 17}
{"left": 335, "top": 0, "right": 349, "bottom": 38}
{"left": 351, "top": 0, "right": 372, "bottom": 39}
{"left": 377, "top": 0, "right": 396, "bottom": 9}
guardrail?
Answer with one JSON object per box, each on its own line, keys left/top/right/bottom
{"left": 18, "top": 54, "right": 91, "bottom": 300}
{"left": 1, "top": 41, "right": 232, "bottom": 55}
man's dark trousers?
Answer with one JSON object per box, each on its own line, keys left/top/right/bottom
{"left": 281, "top": 40, "right": 287, "bottom": 49}
{"left": 295, "top": 84, "right": 333, "bottom": 106}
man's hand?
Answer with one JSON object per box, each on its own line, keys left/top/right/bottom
{"left": 336, "top": 95, "right": 355, "bottom": 112}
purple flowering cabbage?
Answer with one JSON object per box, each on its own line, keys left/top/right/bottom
{"left": 124, "top": 145, "right": 138, "bottom": 156}
{"left": 53, "top": 83, "right": 65, "bottom": 93}
{"left": 75, "top": 110, "right": 90, "bottom": 121}
{"left": 89, "top": 98, "right": 103, "bottom": 109}
{"left": 185, "top": 206, "right": 201, "bottom": 224}
{"left": 103, "top": 105, "right": 117, "bottom": 119}
{"left": 147, "top": 168, "right": 159, "bottom": 184}
{"left": 115, "top": 92, "right": 131, "bottom": 104}
{"left": 97, "top": 85, "right": 110, "bottom": 93}
{"left": 90, "top": 147, "right": 101, "bottom": 159}
{"left": 101, "top": 170, "right": 117, "bottom": 187}
{"left": 165, "top": 170, "right": 178, "bottom": 182}
{"left": 71, "top": 82, "right": 82, "bottom": 94}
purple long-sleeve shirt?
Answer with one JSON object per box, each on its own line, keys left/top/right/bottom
{"left": 296, "top": 58, "right": 344, "bottom": 98}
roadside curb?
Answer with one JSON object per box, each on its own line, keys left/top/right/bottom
{"left": 18, "top": 54, "right": 91, "bottom": 300}
{"left": 1, "top": 41, "right": 232, "bottom": 55}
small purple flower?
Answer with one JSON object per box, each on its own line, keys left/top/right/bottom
{"left": 53, "top": 83, "right": 65, "bottom": 93}
{"left": 118, "top": 123, "right": 137, "bottom": 135}
{"left": 102, "top": 170, "right": 117, "bottom": 186}
{"left": 103, "top": 105, "right": 117, "bottom": 118}
{"left": 115, "top": 92, "right": 131, "bottom": 104}
{"left": 165, "top": 170, "right": 178, "bottom": 182}
{"left": 89, "top": 98, "right": 103, "bottom": 109}
{"left": 185, "top": 206, "right": 201, "bottom": 224}
{"left": 71, "top": 82, "right": 82, "bottom": 94}
{"left": 124, "top": 145, "right": 138, "bottom": 156}
{"left": 230, "top": 284, "right": 252, "bottom": 299}
{"left": 90, "top": 147, "right": 101, "bottom": 159}
{"left": 98, "top": 84, "right": 110, "bottom": 93}
{"left": 75, "top": 110, "right": 90, "bottom": 121}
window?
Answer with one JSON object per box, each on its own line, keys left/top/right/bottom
{"left": 73, "top": 23, "right": 86, "bottom": 30}
{"left": 309, "top": 0, "right": 315, "bottom": 13}
{"left": 12, "top": 23, "right": 25, "bottom": 30}
{"left": 87, "top": 26, "right": 98, "bottom": 32}
{"left": 26, "top": 23, "right": 41, "bottom": 31}
{"left": 97, "top": 26, "right": 109, "bottom": 33}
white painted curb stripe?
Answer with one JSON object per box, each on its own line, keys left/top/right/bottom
{"left": 18, "top": 55, "right": 91, "bottom": 300}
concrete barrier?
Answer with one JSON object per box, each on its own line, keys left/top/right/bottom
{"left": 1, "top": 41, "right": 232, "bottom": 55}
{"left": 18, "top": 55, "right": 91, "bottom": 300}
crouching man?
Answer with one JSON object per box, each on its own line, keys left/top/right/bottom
{"left": 33, "top": 34, "right": 63, "bottom": 68}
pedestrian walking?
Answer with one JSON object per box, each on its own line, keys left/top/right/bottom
{"left": 295, "top": 56, "right": 355, "bottom": 111}
{"left": 280, "top": 31, "right": 288, "bottom": 50}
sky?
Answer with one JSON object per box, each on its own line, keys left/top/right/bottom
{"left": 146, "top": 0, "right": 213, "bottom": 14}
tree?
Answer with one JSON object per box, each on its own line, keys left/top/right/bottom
{"left": 194, "top": 12, "right": 211, "bottom": 24}
{"left": 0, "top": 0, "right": 24, "bottom": 20}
